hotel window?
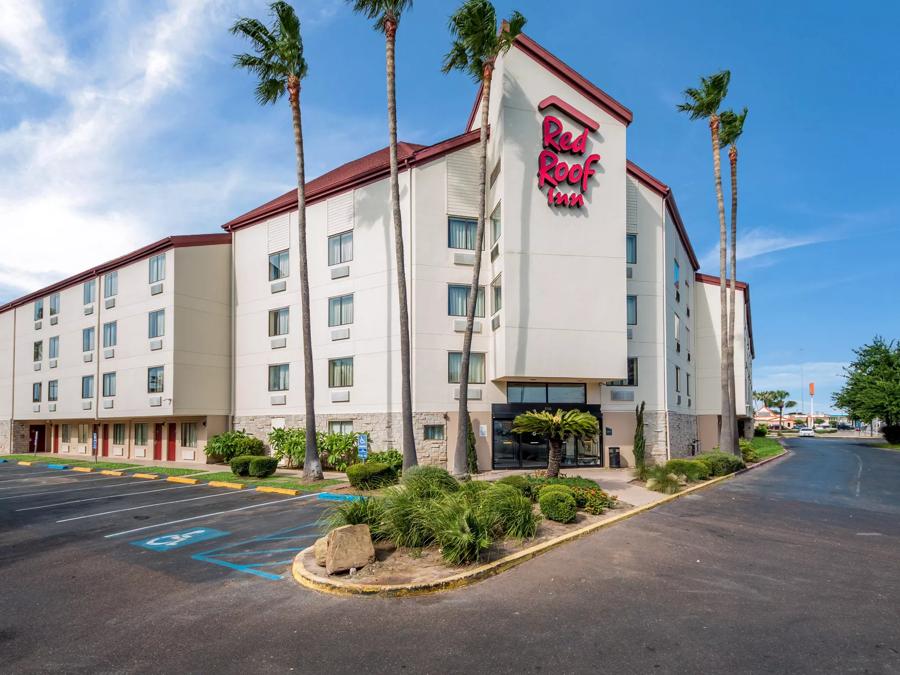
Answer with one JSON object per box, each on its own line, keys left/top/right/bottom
{"left": 609, "top": 358, "right": 639, "bottom": 387}
{"left": 328, "top": 231, "right": 353, "bottom": 266}
{"left": 448, "top": 352, "right": 485, "bottom": 384}
{"left": 268, "top": 364, "right": 290, "bottom": 391}
{"left": 134, "top": 423, "right": 148, "bottom": 446}
{"left": 32, "top": 382, "right": 41, "bottom": 402}
{"left": 269, "top": 307, "right": 290, "bottom": 336}
{"left": 81, "top": 375, "right": 94, "bottom": 399}
{"left": 49, "top": 336, "right": 59, "bottom": 359}
{"left": 673, "top": 313, "right": 681, "bottom": 352}
{"left": 113, "top": 424, "right": 126, "bottom": 445}
{"left": 506, "top": 383, "right": 586, "bottom": 403}
{"left": 103, "top": 321, "right": 117, "bottom": 348}
{"left": 686, "top": 373, "right": 692, "bottom": 397}
{"left": 82, "top": 327, "right": 95, "bottom": 352}
{"left": 626, "top": 234, "right": 637, "bottom": 264}
{"left": 147, "top": 366, "right": 164, "bottom": 393}
{"left": 673, "top": 259, "right": 680, "bottom": 287}
{"left": 328, "top": 294, "right": 354, "bottom": 327}
{"left": 329, "top": 358, "right": 354, "bottom": 388}
{"left": 491, "top": 275, "right": 502, "bottom": 314}
{"left": 448, "top": 285, "right": 485, "bottom": 318}
{"left": 424, "top": 424, "right": 445, "bottom": 440}
{"left": 149, "top": 253, "right": 166, "bottom": 283}
{"left": 627, "top": 295, "right": 637, "bottom": 325}
{"left": 675, "top": 366, "right": 681, "bottom": 393}
{"left": 33, "top": 340, "right": 42, "bottom": 362}
{"left": 149, "top": 309, "right": 165, "bottom": 338}
{"left": 490, "top": 204, "right": 502, "bottom": 244}
{"left": 328, "top": 420, "right": 353, "bottom": 435}
{"left": 78, "top": 424, "right": 90, "bottom": 444}
{"left": 61, "top": 424, "right": 70, "bottom": 442}
{"left": 104, "top": 271, "right": 118, "bottom": 298}
{"left": 49, "top": 293, "right": 60, "bottom": 316}
{"left": 102, "top": 372, "right": 116, "bottom": 398}
{"left": 48, "top": 380, "right": 58, "bottom": 402}
{"left": 181, "top": 423, "right": 198, "bottom": 448}
{"left": 448, "top": 217, "right": 477, "bottom": 250}
{"left": 34, "top": 299, "right": 44, "bottom": 321}
{"left": 268, "top": 249, "right": 289, "bottom": 280}
{"left": 83, "top": 279, "right": 96, "bottom": 305}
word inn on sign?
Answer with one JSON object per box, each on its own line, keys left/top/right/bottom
{"left": 536, "top": 96, "right": 601, "bottom": 209}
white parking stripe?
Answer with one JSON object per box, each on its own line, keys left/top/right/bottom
{"left": 0, "top": 470, "right": 74, "bottom": 482}
{"left": 57, "top": 490, "right": 246, "bottom": 523}
{"left": 16, "top": 484, "right": 198, "bottom": 511}
{"left": 0, "top": 476, "right": 134, "bottom": 498}
{"left": 105, "top": 492, "right": 321, "bottom": 538}
{"left": 0, "top": 474, "right": 127, "bottom": 492}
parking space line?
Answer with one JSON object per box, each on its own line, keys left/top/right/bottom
{"left": 0, "top": 474, "right": 127, "bottom": 492}
{"left": 16, "top": 484, "right": 199, "bottom": 511}
{"left": 57, "top": 490, "right": 248, "bottom": 523}
{"left": 0, "top": 477, "right": 139, "bottom": 500}
{"left": 105, "top": 492, "right": 321, "bottom": 539}
{"left": 0, "top": 470, "right": 74, "bottom": 482}
{"left": 191, "top": 523, "right": 321, "bottom": 580}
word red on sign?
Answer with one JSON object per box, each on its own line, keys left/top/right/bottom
{"left": 537, "top": 115, "right": 600, "bottom": 208}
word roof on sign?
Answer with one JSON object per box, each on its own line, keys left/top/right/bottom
{"left": 536, "top": 96, "right": 601, "bottom": 209}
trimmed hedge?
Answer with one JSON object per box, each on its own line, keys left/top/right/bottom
{"left": 539, "top": 489, "right": 577, "bottom": 523}
{"left": 695, "top": 451, "right": 745, "bottom": 477}
{"left": 249, "top": 456, "right": 278, "bottom": 478}
{"left": 347, "top": 462, "right": 397, "bottom": 490}
{"left": 881, "top": 424, "right": 900, "bottom": 444}
{"left": 367, "top": 449, "right": 403, "bottom": 473}
{"left": 664, "top": 459, "right": 710, "bottom": 481}
{"left": 229, "top": 455, "right": 256, "bottom": 476}
{"left": 208, "top": 431, "right": 266, "bottom": 463}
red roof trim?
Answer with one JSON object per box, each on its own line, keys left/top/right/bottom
{"left": 465, "top": 82, "right": 484, "bottom": 132}
{"left": 538, "top": 96, "right": 599, "bottom": 132}
{"left": 0, "top": 233, "right": 231, "bottom": 314}
{"left": 695, "top": 272, "right": 748, "bottom": 291}
{"left": 626, "top": 159, "right": 668, "bottom": 196}
{"left": 695, "top": 272, "right": 755, "bottom": 357}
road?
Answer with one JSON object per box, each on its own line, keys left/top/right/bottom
{"left": 1, "top": 438, "right": 898, "bottom": 674}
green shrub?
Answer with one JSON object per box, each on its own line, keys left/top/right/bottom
{"left": 479, "top": 485, "right": 539, "bottom": 539}
{"left": 539, "top": 489, "right": 577, "bottom": 523}
{"left": 229, "top": 455, "right": 255, "bottom": 476}
{"left": 496, "top": 475, "right": 531, "bottom": 497}
{"left": 528, "top": 475, "right": 599, "bottom": 499}
{"left": 664, "top": 459, "right": 710, "bottom": 481}
{"left": 739, "top": 439, "right": 759, "bottom": 463}
{"left": 424, "top": 494, "right": 493, "bottom": 564}
{"left": 381, "top": 486, "right": 435, "bottom": 549}
{"left": 644, "top": 465, "right": 683, "bottom": 494}
{"left": 466, "top": 415, "right": 479, "bottom": 474}
{"left": 754, "top": 425, "right": 768, "bottom": 437}
{"left": 207, "top": 431, "right": 265, "bottom": 463}
{"left": 248, "top": 456, "right": 278, "bottom": 478}
{"left": 882, "top": 425, "right": 900, "bottom": 444}
{"left": 268, "top": 427, "right": 310, "bottom": 469}
{"left": 322, "top": 497, "right": 387, "bottom": 540}
{"left": 401, "top": 465, "right": 459, "bottom": 499}
{"left": 459, "top": 479, "right": 491, "bottom": 504}
{"left": 367, "top": 449, "right": 403, "bottom": 474}
{"left": 578, "top": 488, "right": 617, "bottom": 515}
{"left": 319, "top": 432, "right": 361, "bottom": 472}
{"left": 346, "top": 462, "right": 397, "bottom": 490}
{"left": 695, "top": 451, "right": 746, "bottom": 477}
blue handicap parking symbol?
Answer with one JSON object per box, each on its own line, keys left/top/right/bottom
{"left": 131, "top": 528, "right": 229, "bottom": 551}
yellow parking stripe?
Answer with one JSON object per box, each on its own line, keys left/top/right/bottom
{"left": 17, "top": 461, "right": 33, "bottom": 466}
{"left": 255, "top": 486, "right": 299, "bottom": 496}
{"left": 166, "top": 476, "right": 199, "bottom": 485}
{"left": 132, "top": 473, "right": 159, "bottom": 480}
{"left": 208, "top": 481, "right": 245, "bottom": 490}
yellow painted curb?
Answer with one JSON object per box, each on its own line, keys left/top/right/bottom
{"left": 256, "top": 486, "right": 299, "bottom": 496}
{"left": 17, "top": 461, "right": 32, "bottom": 466}
{"left": 71, "top": 466, "right": 93, "bottom": 473}
{"left": 208, "top": 480, "right": 245, "bottom": 490}
{"left": 166, "top": 476, "right": 199, "bottom": 485}
{"left": 132, "top": 473, "right": 159, "bottom": 480}
{"left": 100, "top": 470, "right": 124, "bottom": 476}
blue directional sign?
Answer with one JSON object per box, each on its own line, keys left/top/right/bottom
{"left": 357, "top": 433, "right": 368, "bottom": 460}
{"left": 131, "top": 528, "right": 229, "bottom": 551}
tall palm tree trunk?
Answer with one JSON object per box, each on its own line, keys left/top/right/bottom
{"left": 547, "top": 438, "right": 562, "bottom": 478}
{"left": 727, "top": 145, "right": 739, "bottom": 444}
{"left": 289, "top": 80, "right": 322, "bottom": 480}
{"left": 453, "top": 66, "right": 492, "bottom": 476}
{"left": 384, "top": 21, "right": 417, "bottom": 470}
{"left": 709, "top": 115, "right": 735, "bottom": 456}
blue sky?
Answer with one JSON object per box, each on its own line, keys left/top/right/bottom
{"left": 1, "top": 0, "right": 897, "bottom": 414}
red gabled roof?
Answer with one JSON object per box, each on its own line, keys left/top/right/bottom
{"left": 222, "top": 131, "right": 482, "bottom": 232}
{"left": 0, "top": 233, "right": 231, "bottom": 314}
{"left": 695, "top": 272, "right": 755, "bottom": 358}
{"left": 626, "top": 160, "right": 701, "bottom": 271}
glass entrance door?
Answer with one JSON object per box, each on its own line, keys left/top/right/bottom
{"left": 492, "top": 420, "right": 518, "bottom": 468}
{"left": 519, "top": 432, "right": 548, "bottom": 468}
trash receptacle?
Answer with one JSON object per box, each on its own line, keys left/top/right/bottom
{"left": 608, "top": 446, "right": 621, "bottom": 468}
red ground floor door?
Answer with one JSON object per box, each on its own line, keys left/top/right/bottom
{"left": 28, "top": 425, "right": 45, "bottom": 453}
{"left": 52, "top": 425, "right": 59, "bottom": 453}
{"left": 167, "top": 423, "right": 177, "bottom": 461}
{"left": 101, "top": 424, "right": 109, "bottom": 457}
{"left": 153, "top": 424, "right": 163, "bottom": 461}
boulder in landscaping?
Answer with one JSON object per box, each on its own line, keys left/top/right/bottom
{"left": 314, "top": 536, "right": 328, "bottom": 567}
{"left": 325, "top": 524, "right": 375, "bottom": 575}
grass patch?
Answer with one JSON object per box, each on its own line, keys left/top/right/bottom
{"left": 872, "top": 442, "right": 900, "bottom": 451}
{"left": 749, "top": 436, "right": 784, "bottom": 461}
{"left": 196, "top": 471, "right": 340, "bottom": 492}
{"left": 126, "top": 466, "right": 214, "bottom": 477}
{"left": 2, "top": 454, "right": 138, "bottom": 470}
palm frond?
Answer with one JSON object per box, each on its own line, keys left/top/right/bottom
{"left": 348, "top": 0, "right": 413, "bottom": 31}
{"left": 230, "top": 17, "right": 276, "bottom": 53}
{"left": 677, "top": 70, "right": 731, "bottom": 120}
{"left": 256, "top": 77, "right": 285, "bottom": 104}
{"left": 719, "top": 106, "right": 748, "bottom": 147}
{"left": 443, "top": 0, "right": 526, "bottom": 83}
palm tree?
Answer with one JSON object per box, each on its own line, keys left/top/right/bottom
{"left": 720, "top": 107, "right": 748, "bottom": 442}
{"left": 512, "top": 409, "right": 599, "bottom": 478}
{"left": 768, "top": 389, "right": 797, "bottom": 430}
{"left": 347, "top": 0, "right": 417, "bottom": 471}
{"left": 231, "top": 1, "right": 323, "bottom": 480}
{"left": 677, "top": 70, "right": 738, "bottom": 456}
{"left": 442, "top": 0, "right": 525, "bottom": 476}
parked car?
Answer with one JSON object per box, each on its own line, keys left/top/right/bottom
{"left": 837, "top": 423, "right": 853, "bottom": 431}
{"left": 798, "top": 427, "right": 815, "bottom": 437}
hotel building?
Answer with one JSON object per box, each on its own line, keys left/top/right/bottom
{"left": 0, "top": 32, "right": 753, "bottom": 469}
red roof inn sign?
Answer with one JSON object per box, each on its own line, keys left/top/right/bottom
{"left": 536, "top": 96, "right": 601, "bottom": 209}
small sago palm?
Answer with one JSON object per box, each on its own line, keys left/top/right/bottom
{"left": 347, "top": 0, "right": 417, "bottom": 471}
{"left": 677, "top": 70, "right": 738, "bottom": 456}
{"left": 443, "top": 0, "right": 526, "bottom": 476}
{"left": 231, "top": 1, "right": 323, "bottom": 480}
{"left": 512, "top": 409, "right": 599, "bottom": 478}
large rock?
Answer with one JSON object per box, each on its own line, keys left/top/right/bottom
{"left": 314, "top": 536, "right": 328, "bottom": 567}
{"left": 325, "top": 524, "right": 375, "bottom": 575}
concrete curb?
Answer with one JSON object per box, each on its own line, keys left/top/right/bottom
{"left": 166, "top": 476, "right": 200, "bottom": 485}
{"left": 17, "top": 461, "right": 33, "bottom": 466}
{"left": 208, "top": 480, "right": 246, "bottom": 490}
{"left": 100, "top": 470, "right": 125, "bottom": 476}
{"left": 71, "top": 466, "right": 93, "bottom": 473}
{"left": 132, "top": 473, "right": 159, "bottom": 480}
{"left": 256, "top": 486, "right": 299, "bottom": 496}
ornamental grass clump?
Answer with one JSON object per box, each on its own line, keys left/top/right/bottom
{"left": 478, "top": 484, "right": 540, "bottom": 539}
{"left": 380, "top": 485, "right": 436, "bottom": 549}
{"left": 644, "top": 465, "right": 683, "bottom": 494}
{"left": 424, "top": 493, "right": 493, "bottom": 565}
{"left": 401, "top": 465, "right": 460, "bottom": 499}
{"left": 322, "top": 496, "right": 388, "bottom": 541}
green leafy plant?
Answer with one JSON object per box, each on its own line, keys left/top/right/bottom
{"left": 319, "top": 431, "right": 361, "bottom": 472}
{"left": 367, "top": 449, "right": 403, "bottom": 473}
{"left": 268, "top": 427, "right": 311, "bottom": 469}
{"left": 459, "top": 479, "right": 491, "bottom": 504}
{"left": 380, "top": 486, "right": 436, "bottom": 549}
{"left": 466, "top": 415, "right": 479, "bottom": 474}
{"left": 322, "top": 496, "right": 387, "bottom": 540}
{"left": 644, "top": 465, "right": 683, "bottom": 494}
{"left": 249, "top": 456, "right": 278, "bottom": 478}
{"left": 739, "top": 439, "right": 758, "bottom": 463}
{"left": 207, "top": 431, "right": 265, "bottom": 463}
{"left": 754, "top": 425, "right": 768, "bottom": 437}
{"left": 401, "top": 465, "right": 460, "bottom": 499}
{"left": 512, "top": 409, "right": 599, "bottom": 478}
{"left": 479, "top": 484, "right": 539, "bottom": 539}
{"left": 229, "top": 455, "right": 256, "bottom": 476}
{"left": 496, "top": 474, "right": 531, "bottom": 498}
{"left": 633, "top": 401, "right": 646, "bottom": 474}
{"left": 425, "top": 493, "right": 493, "bottom": 565}
{"left": 576, "top": 488, "right": 617, "bottom": 515}
{"left": 538, "top": 488, "right": 577, "bottom": 523}
{"left": 664, "top": 458, "right": 710, "bottom": 481}
{"left": 346, "top": 462, "right": 397, "bottom": 490}
{"left": 695, "top": 451, "right": 745, "bottom": 476}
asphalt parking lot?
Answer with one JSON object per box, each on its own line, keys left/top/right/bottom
{"left": 0, "top": 461, "right": 332, "bottom": 584}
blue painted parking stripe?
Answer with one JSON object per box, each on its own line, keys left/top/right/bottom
{"left": 47, "top": 464, "right": 70, "bottom": 470}
{"left": 318, "top": 492, "right": 363, "bottom": 502}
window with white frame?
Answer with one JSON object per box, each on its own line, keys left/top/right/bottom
{"left": 490, "top": 204, "right": 502, "bottom": 244}
{"left": 33, "top": 340, "right": 42, "bottom": 362}
{"left": 103, "top": 321, "right": 117, "bottom": 348}
{"left": 448, "top": 285, "right": 485, "bottom": 318}
{"left": 82, "top": 327, "right": 95, "bottom": 352}
{"left": 268, "top": 249, "right": 289, "bottom": 280}
{"left": 327, "top": 231, "right": 353, "bottom": 266}
{"left": 78, "top": 424, "right": 90, "bottom": 444}
{"left": 61, "top": 424, "right": 70, "bottom": 442}
{"left": 102, "top": 372, "right": 116, "bottom": 398}
{"left": 328, "top": 420, "right": 353, "bottom": 435}
{"left": 686, "top": 372, "right": 692, "bottom": 397}
{"left": 328, "top": 358, "right": 353, "bottom": 388}
{"left": 675, "top": 365, "right": 681, "bottom": 393}
{"left": 32, "top": 382, "right": 41, "bottom": 402}
{"left": 149, "top": 254, "right": 166, "bottom": 283}
{"left": 81, "top": 375, "right": 94, "bottom": 399}
{"left": 626, "top": 234, "right": 637, "bottom": 265}
{"left": 269, "top": 307, "right": 289, "bottom": 336}
{"left": 674, "top": 313, "right": 681, "bottom": 352}
{"left": 33, "top": 299, "right": 43, "bottom": 321}
{"left": 627, "top": 295, "right": 637, "bottom": 326}
{"left": 134, "top": 423, "right": 149, "bottom": 446}
{"left": 83, "top": 279, "right": 96, "bottom": 305}
{"left": 148, "top": 309, "right": 165, "bottom": 338}
{"left": 448, "top": 217, "right": 477, "bottom": 250}
{"left": 48, "top": 380, "right": 58, "bottom": 401}
{"left": 49, "top": 293, "right": 60, "bottom": 316}
{"left": 448, "top": 352, "right": 485, "bottom": 384}
{"left": 113, "top": 424, "right": 126, "bottom": 445}
{"left": 49, "top": 336, "right": 59, "bottom": 359}
{"left": 147, "top": 366, "right": 164, "bottom": 393}
{"left": 181, "top": 422, "right": 198, "bottom": 448}
{"left": 104, "top": 271, "right": 118, "bottom": 298}
{"left": 491, "top": 275, "right": 502, "bottom": 314}
{"left": 268, "top": 364, "right": 289, "bottom": 391}
{"left": 424, "top": 424, "right": 445, "bottom": 440}
{"left": 328, "top": 294, "right": 353, "bottom": 327}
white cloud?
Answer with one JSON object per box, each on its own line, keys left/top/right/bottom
{"left": 753, "top": 361, "right": 848, "bottom": 414}
{"left": 0, "top": 0, "right": 70, "bottom": 88}
{"left": 699, "top": 226, "right": 837, "bottom": 271}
